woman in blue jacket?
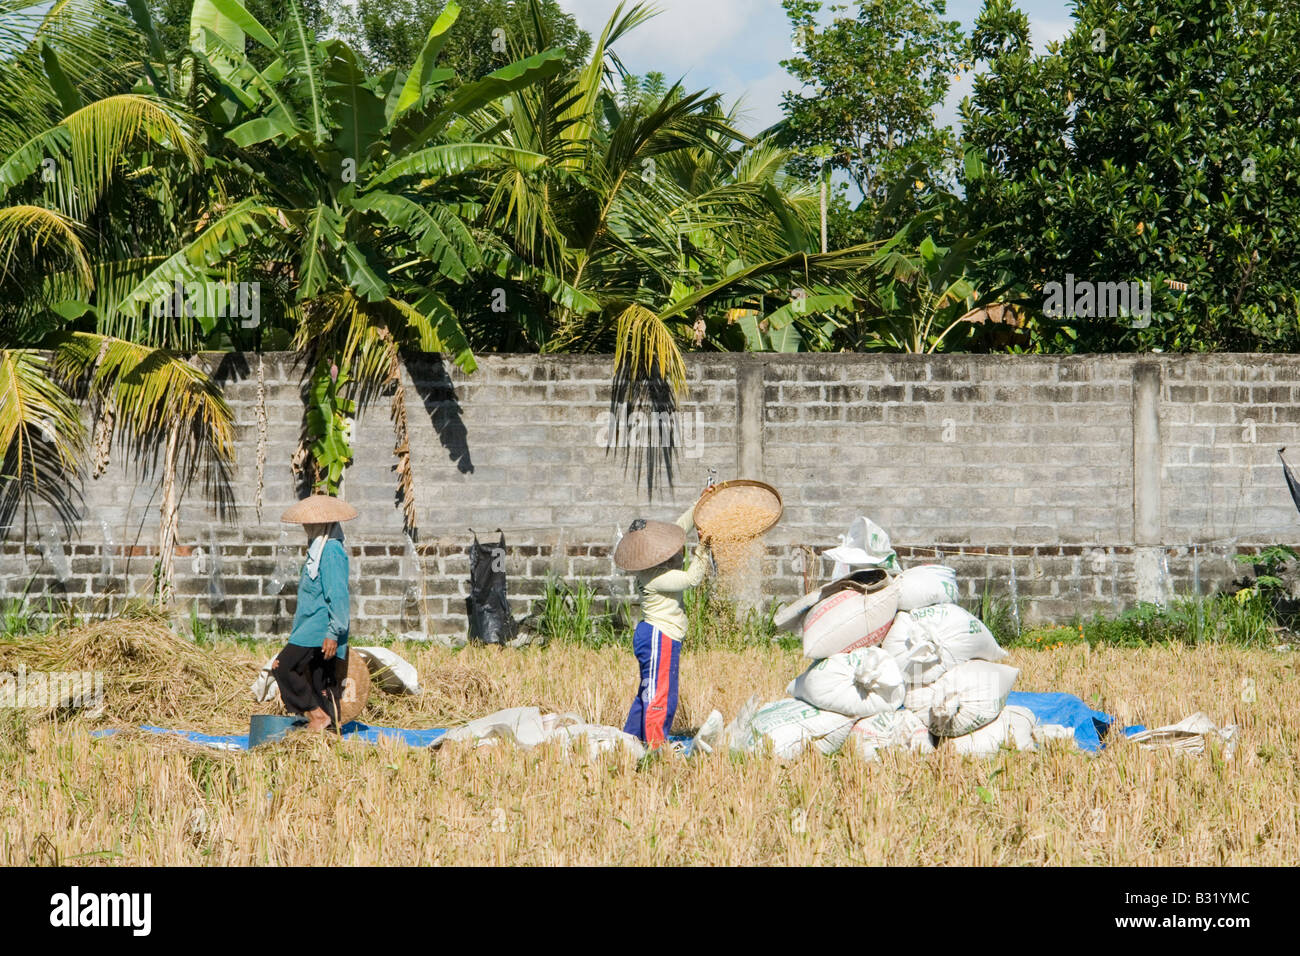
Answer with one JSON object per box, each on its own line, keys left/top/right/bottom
{"left": 272, "top": 494, "right": 357, "bottom": 731}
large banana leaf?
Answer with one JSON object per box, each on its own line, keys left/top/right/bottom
{"left": 395, "top": 49, "right": 568, "bottom": 153}
{"left": 349, "top": 190, "right": 479, "bottom": 281}
{"left": 297, "top": 202, "right": 344, "bottom": 300}
{"left": 114, "top": 198, "right": 277, "bottom": 319}
{"left": 393, "top": 0, "right": 461, "bottom": 120}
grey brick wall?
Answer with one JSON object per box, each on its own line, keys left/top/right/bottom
{"left": 3, "top": 352, "right": 1296, "bottom": 637}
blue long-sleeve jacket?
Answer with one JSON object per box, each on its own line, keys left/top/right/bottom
{"left": 288, "top": 538, "right": 350, "bottom": 659}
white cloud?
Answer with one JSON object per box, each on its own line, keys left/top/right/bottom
{"left": 1031, "top": 17, "right": 1075, "bottom": 53}
{"left": 559, "top": 0, "right": 770, "bottom": 71}
{"left": 559, "top": 2, "right": 1084, "bottom": 140}
{"left": 714, "top": 66, "right": 797, "bottom": 134}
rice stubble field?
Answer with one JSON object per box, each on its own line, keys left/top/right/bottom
{"left": 2, "top": 624, "right": 1297, "bottom": 866}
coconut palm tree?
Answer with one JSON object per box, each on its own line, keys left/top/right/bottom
{"left": 0, "top": 0, "right": 235, "bottom": 601}
{"left": 458, "top": 1, "right": 900, "bottom": 492}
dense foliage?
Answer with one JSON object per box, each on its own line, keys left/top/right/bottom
{"left": 960, "top": 0, "right": 1300, "bottom": 352}
{"left": 2, "top": 0, "right": 1300, "bottom": 524}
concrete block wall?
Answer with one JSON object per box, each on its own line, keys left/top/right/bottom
{"left": 2, "top": 352, "right": 1296, "bottom": 637}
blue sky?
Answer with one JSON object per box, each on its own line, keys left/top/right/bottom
{"left": 557, "top": 1, "right": 1081, "bottom": 134}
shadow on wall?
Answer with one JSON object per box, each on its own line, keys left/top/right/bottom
{"left": 407, "top": 354, "right": 474, "bottom": 476}
{"left": 2, "top": 350, "right": 239, "bottom": 548}
{"left": 281, "top": 352, "right": 474, "bottom": 504}
{"left": 0, "top": 442, "right": 85, "bottom": 545}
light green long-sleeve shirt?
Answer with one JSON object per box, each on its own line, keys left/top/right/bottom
{"left": 633, "top": 507, "right": 711, "bottom": 641}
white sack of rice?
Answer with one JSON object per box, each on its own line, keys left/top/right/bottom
{"left": 850, "top": 710, "right": 935, "bottom": 760}
{"left": 895, "top": 564, "right": 960, "bottom": 611}
{"left": 948, "top": 705, "right": 1038, "bottom": 756}
{"left": 881, "top": 604, "right": 1007, "bottom": 684}
{"left": 904, "top": 661, "right": 1019, "bottom": 737}
{"left": 786, "top": 647, "right": 905, "bottom": 718}
{"left": 748, "top": 698, "right": 856, "bottom": 759}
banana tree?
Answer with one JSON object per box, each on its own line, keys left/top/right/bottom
{"left": 304, "top": 357, "right": 356, "bottom": 496}
{"left": 869, "top": 231, "right": 989, "bottom": 353}
{"left": 116, "top": 0, "right": 567, "bottom": 530}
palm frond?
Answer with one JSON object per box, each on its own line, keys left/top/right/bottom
{"left": 560, "top": 1, "right": 658, "bottom": 158}
{"left": 51, "top": 332, "right": 234, "bottom": 467}
{"left": 608, "top": 302, "right": 685, "bottom": 498}
{"left": 0, "top": 93, "right": 202, "bottom": 220}
{"left": 0, "top": 203, "right": 92, "bottom": 290}
{"left": 0, "top": 347, "right": 86, "bottom": 490}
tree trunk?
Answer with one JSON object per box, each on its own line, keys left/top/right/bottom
{"left": 157, "top": 417, "right": 181, "bottom": 605}
{"left": 255, "top": 353, "right": 267, "bottom": 522}
{"left": 819, "top": 170, "right": 829, "bottom": 254}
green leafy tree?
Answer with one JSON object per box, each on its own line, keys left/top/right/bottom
{"left": 147, "top": 0, "right": 335, "bottom": 64}
{"left": 619, "top": 70, "right": 670, "bottom": 112}
{"left": 159, "top": 0, "right": 569, "bottom": 520}
{"left": 455, "top": 2, "right": 898, "bottom": 492}
{"left": 960, "top": 0, "right": 1300, "bottom": 352}
{"left": 777, "top": 0, "right": 966, "bottom": 221}
{"left": 336, "top": 0, "right": 591, "bottom": 78}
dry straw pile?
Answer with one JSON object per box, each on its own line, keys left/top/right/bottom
{"left": 0, "top": 607, "right": 257, "bottom": 728}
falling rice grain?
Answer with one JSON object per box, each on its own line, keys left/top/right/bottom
{"left": 695, "top": 501, "right": 780, "bottom": 599}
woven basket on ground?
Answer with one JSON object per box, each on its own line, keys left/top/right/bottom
{"left": 333, "top": 651, "right": 372, "bottom": 725}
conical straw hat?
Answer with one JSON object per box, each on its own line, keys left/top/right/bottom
{"left": 280, "top": 495, "right": 359, "bottom": 524}
{"left": 614, "top": 519, "right": 686, "bottom": 572}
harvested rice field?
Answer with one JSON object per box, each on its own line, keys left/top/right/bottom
{"left": 1, "top": 623, "right": 1297, "bottom": 866}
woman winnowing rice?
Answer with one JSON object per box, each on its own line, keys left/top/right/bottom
{"left": 614, "top": 486, "right": 716, "bottom": 749}
{"left": 272, "top": 494, "right": 357, "bottom": 732}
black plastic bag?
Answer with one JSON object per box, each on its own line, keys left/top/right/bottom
{"left": 466, "top": 531, "right": 517, "bottom": 645}
{"left": 1281, "top": 449, "right": 1300, "bottom": 515}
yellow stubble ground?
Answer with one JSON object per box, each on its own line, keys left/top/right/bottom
{"left": 1, "top": 640, "right": 1296, "bottom": 866}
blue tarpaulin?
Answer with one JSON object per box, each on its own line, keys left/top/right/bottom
{"left": 1007, "top": 692, "right": 1145, "bottom": 752}
{"left": 92, "top": 721, "right": 447, "bottom": 751}
{"left": 90, "top": 695, "right": 1145, "bottom": 755}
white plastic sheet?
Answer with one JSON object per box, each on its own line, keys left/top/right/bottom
{"left": 435, "top": 706, "right": 646, "bottom": 758}
{"left": 355, "top": 646, "right": 421, "bottom": 695}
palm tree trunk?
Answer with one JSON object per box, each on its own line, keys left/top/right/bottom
{"left": 157, "top": 416, "right": 181, "bottom": 605}
{"left": 255, "top": 353, "right": 266, "bottom": 522}
{"left": 820, "top": 168, "right": 828, "bottom": 254}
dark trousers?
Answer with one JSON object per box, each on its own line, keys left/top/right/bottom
{"left": 273, "top": 645, "right": 347, "bottom": 724}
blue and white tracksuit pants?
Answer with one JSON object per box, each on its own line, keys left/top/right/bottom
{"left": 623, "top": 621, "right": 680, "bottom": 747}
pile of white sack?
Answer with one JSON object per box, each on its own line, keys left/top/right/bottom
{"left": 742, "top": 519, "right": 1035, "bottom": 759}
